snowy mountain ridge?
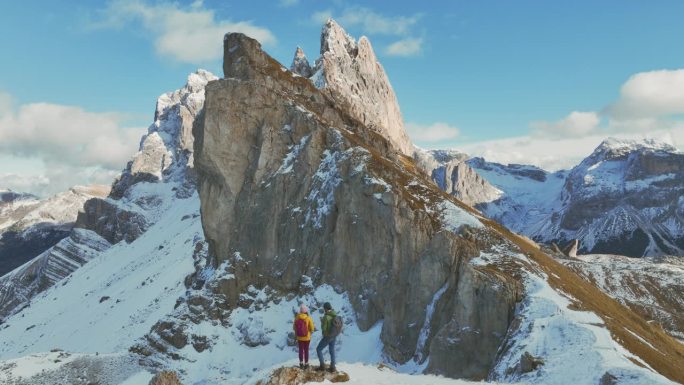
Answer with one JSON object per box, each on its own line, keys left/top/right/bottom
{"left": 0, "top": 69, "right": 215, "bottom": 324}
{"left": 0, "top": 185, "right": 109, "bottom": 278}
{"left": 0, "top": 20, "right": 683, "bottom": 385}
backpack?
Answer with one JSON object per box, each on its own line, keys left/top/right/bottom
{"left": 330, "top": 315, "right": 343, "bottom": 337}
{"left": 295, "top": 318, "right": 308, "bottom": 337}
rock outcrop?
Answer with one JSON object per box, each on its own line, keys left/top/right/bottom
{"left": 415, "top": 149, "right": 502, "bottom": 207}
{"left": 149, "top": 371, "right": 184, "bottom": 385}
{"left": 258, "top": 367, "right": 349, "bottom": 385}
{"left": 195, "top": 30, "right": 522, "bottom": 379}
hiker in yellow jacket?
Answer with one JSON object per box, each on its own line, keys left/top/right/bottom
{"left": 293, "top": 304, "right": 316, "bottom": 369}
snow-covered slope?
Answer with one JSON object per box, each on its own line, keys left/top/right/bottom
{"left": 466, "top": 157, "right": 567, "bottom": 235}
{"left": 0, "top": 191, "right": 39, "bottom": 232}
{"left": 483, "top": 250, "right": 675, "bottom": 385}
{"left": 0, "top": 184, "right": 199, "bottom": 358}
{"left": 0, "top": 69, "right": 216, "bottom": 322}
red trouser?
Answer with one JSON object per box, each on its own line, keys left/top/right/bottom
{"left": 298, "top": 340, "right": 310, "bottom": 362}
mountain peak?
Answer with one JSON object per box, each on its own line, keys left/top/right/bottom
{"left": 290, "top": 46, "right": 313, "bottom": 77}
{"left": 315, "top": 20, "right": 414, "bottom": 156}
{"left": 594, "top": 137, "right": 678, "bottom": 158}
{"left": 320, "top": 18, "right": 357, "bottom": 56}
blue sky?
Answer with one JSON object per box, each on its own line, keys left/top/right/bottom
{"left": 1, "top": 0, "right": 683, "bottom": 195}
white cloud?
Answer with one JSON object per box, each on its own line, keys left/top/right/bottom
{"left": 95, "top": 0, "right": 276, "bottom": 64}
{"left": 0, "top": 102, "right": 143, "bottom": 170}
{"left": 608, "top": 69, "right": 684, "bottom": 119}
{"left": 385, "top": 37, "right": 423, "bottom": 57}
{"left": 336, "top": 7, "right": 421, "bottom": 36}
{"left": 0, "top": 166, "right": 119, "bottom": 198}
{"left": 406, "top": 122, "right": 460, "bottom": 143}
{"left": 0, "top": 173, "right": 49, "bottom": 195}
{"left": 310, "top": 9, "right": 333, "bottom": 25}
{"left": 530, "top": 111, "right": 600, "bottom": 139}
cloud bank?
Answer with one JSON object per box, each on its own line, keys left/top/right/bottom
{"left": 95, "top": 0, "right": 276, "bottom": 64}
{"left": 0, "top": 91, "right": 144, "bottom": 196}
{"left": 406, "top": 122, "right": 460, "bottom": 142}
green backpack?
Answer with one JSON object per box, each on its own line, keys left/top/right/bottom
{"left": 330, "top": 315, "right": 343, "bottom": 337}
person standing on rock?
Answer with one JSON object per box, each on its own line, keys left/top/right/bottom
{"left": 316, "top": 302, "right": 342, "bottom": 373}
{"left": 293, "top": 304, "right": 315, "bottom": 369}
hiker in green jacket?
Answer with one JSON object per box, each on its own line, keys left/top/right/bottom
{"left": 316, "top": 302, "right": 338, "bottom": 372}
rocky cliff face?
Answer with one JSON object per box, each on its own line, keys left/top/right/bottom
{"left": 415, "top": 149, "right": 502, "bottom": 207}
{"left": 195, "top": 31, "right": 522, "bottom": 379}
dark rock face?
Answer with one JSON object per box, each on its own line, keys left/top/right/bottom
{"left": 75, "top": 198, "right": 147, "bottom": 244}
{"left": 194, "top": 32, "right": 521, "bottom": 379}
{"left": 290, "top": 47, "right": 313, "bottom": 78}
{"left": 0, "top": 228, "right": 111, "bottom": 321}
{"left": 0, "top": 225, "right": 70, "bottom": 277}
{"left": 467, "top": 157, "right": 548, "bottom": 182}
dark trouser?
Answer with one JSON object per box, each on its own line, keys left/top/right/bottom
{"left": 316, "top": 336, "right": 336, "bottom": 368}
{"left": 298, "top": 340, "right": 310, "bottom": 363}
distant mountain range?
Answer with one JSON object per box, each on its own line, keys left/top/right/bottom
{"left": 0, "top": 186, "right": 109, "bottom": 276}
{"left": 420, "top": 137, "right": 684, "bottom": 257}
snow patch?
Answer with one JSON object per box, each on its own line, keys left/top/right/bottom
{"left": 438, "top": 201, "right": 483, "bottom": 232}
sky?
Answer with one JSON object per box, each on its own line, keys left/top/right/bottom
{"left": 1, "top": 0, "right": 683, "bottom": 196}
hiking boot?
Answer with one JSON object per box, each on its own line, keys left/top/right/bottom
{"left": 304, "top": 363, "right": 310, "bottom": 369}
{"left": 315, "top": 364, "right": 326, "bottom": 371}
{"left": 328, "top": 366, "right": 337, "bottom": 373}
{"left": 299, "top": 362, "right": 304, "bottom": 369}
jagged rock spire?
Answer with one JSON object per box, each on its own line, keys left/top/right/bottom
{"left": 314, "top": 19, "right": 414, "bottom": 156}
{"left": 290, "top": 46, "right": 313, "bottom": 77}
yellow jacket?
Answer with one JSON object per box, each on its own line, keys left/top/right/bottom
{"left": 293, "top": 313, "right": 316, "bottom": 342}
